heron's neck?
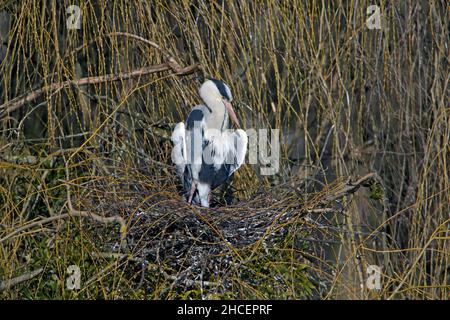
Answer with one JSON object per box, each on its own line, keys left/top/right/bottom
{"left": 204, "top": 99, "right": 228, "bottom": 131}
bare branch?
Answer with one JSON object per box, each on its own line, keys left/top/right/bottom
{"left": 0, "top": 62, "right": 199, "bottom": 118}
{"left": 0, "top": 268, "right": 44, "bottom": 292}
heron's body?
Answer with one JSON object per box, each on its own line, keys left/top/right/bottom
{"left": 171, "top": 79, "right": 247, "bottom": 207}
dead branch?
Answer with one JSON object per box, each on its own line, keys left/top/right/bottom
{"left": 0, "top": 33, "right": 198, "bottom": 117}
{"left": 0, "top": 268, "right": 44, "bottom": 291}
{"left": 0, "top": 61, "right": 199, "bottom": 118}
{"left": 320, "top": 173, "right": 379, "bottom": 204}
{"left": 91, "top": 252, "right": 219, "bottom": 288}
{"left": 65, "top": 180, "right": 127, "bottom": 247}
{"left": 0, "top": 205, "right": 126, "bottom": 245}
{"left": 0, "top": 179, "right": 127, "bottom": 245}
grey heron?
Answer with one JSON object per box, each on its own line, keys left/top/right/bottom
{"left": 171, "top": 79, "right": 248, "bottom": 207}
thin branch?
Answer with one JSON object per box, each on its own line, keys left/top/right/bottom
{"left": 0, "top": 177, "right": 127, "bottom": 245}
{"left": 0, "top": 208, "right": 126, "bottom": 245}
{"left": 321, "top": 173, "right": 377, "bottom": 204}
{"left": 71, "top": 32, "right": 173, "bottom": 61}
{"left": 107, "top": 32, "right": 174, "bottom": 60}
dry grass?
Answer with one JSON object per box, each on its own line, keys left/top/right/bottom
{"left": 0, "top": 0, "right": 448, "bottom": 299}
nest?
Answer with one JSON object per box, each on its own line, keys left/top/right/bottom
{"left": 78, "top": 172, "right": 381, "bottom": 297}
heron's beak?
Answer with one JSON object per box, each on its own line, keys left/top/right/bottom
{"left": 223, "top": 99, "right": 240, "bottom": 128}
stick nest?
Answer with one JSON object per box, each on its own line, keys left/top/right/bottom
{"left": 78, "top": 171, "right": 380, "bottom": 296}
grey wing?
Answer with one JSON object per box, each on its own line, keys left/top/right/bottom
{"left": 172, "top": 108, "right": 206, "bottom": 204}
{"left": 171, "top": 107, "right": 206, "bottom": 176}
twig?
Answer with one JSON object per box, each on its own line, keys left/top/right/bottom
{"left": 109, "top": 32, "right": 177, "bottom": 66}
{"left": 321, "top": 173, "right": 377, "bottom": 204}
{"left": 0, "top": 268, "right": 44, "bottom": 291}
{"left": 91, "top": 252, "right": 219, "bottom": 288}
{"left": 307, "top": 207, "right": 335, "bottom": 214}
{"left": 71, "top": 32, "right": 173, "bottom": 61}
{"left": 164, "top": 273, "right": 219, "bottom": 288}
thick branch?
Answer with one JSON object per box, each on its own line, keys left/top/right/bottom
{"left": 0, "top": 62, "right": 199, "bottom": 118}
{"left": 0, "top": 268, "right": 44, "bottom": 291}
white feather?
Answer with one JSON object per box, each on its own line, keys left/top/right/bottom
{"left": 171, "top": 122, "right": 186, "bottom": 175}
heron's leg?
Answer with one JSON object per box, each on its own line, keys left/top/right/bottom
{"left": 187, "top": 182, "right": 197, "bottom": 204}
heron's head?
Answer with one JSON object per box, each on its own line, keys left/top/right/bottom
{"left": 199, "top": 79, "right": 240, "bottom": 128}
